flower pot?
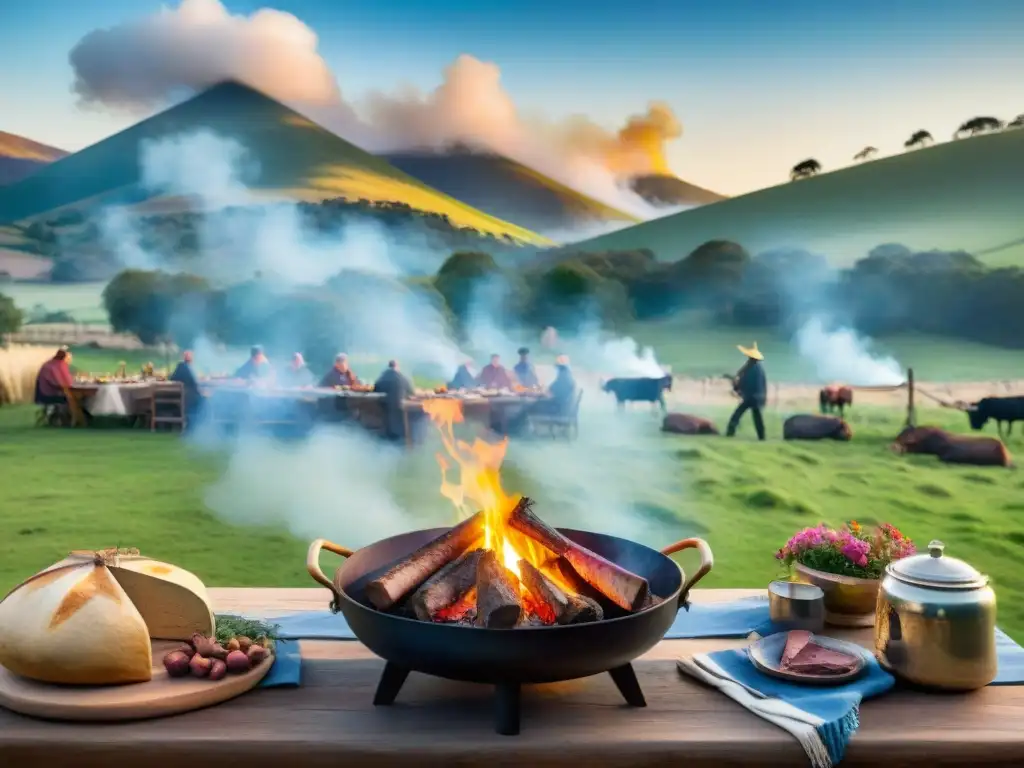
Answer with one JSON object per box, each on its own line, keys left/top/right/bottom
{"left": 794, "top": 563, "right": 880, "bottom": 628}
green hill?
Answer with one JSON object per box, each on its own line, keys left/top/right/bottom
{"left": 0, "top": 81, "right": 548, "bottom": 246}
{"left": 570, "top": 129, "right": 1024, "bottom": 265}
{"left": 382, "top": 148, "right": 640, "bottom": 234}
{"left": 0, "top": 131, "right": 68, "bottom": 186}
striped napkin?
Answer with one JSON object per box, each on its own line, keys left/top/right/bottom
{"left": 677, "top": 642, "right": 894, "bottom": 768}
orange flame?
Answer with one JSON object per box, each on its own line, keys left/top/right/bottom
{"left": 421, "top": 398, "right": 548, "bottom": 580}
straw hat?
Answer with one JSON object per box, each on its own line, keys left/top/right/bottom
{"left": 737, "top": 342, "right": 764, "bottom": 361}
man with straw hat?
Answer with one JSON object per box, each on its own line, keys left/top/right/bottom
{"left": 726, "top": 342, "right": 767, "bottom": 441}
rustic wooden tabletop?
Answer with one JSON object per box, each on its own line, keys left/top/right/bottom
{"left": 1, "top": 587, "right": 1021, "bottom": 767}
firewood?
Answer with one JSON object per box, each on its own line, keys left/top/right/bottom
{"left": 409, "top": 548, "right": 484, "bottom": 621}
{"left": 509, "top": 498, "right": 649, "bottom": 612}
{"left": 366, "top": 512, "right": 486, "bottom": 611}
{"left": 475, "top": 550, "right": 522, "bottom": 629}
{"left": 519, "top": 560, "right": 601, "bottom": 625}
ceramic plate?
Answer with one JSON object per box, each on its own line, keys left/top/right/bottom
{"left": 747, "top": 633, "right": 868, "bottom": 686}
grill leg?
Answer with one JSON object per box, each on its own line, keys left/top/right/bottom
{"left": 608, "top": 663, "right": 647, "bottom": 707}
{"left": 494, "top": 682, "right": 521, "bottom": 736}
{"left": 373, "top": 662, "right": 410, "bottom": 706}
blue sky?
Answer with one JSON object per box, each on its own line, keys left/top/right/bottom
{"left": 1, "top": 0, "right": 1021, "bottom": 195}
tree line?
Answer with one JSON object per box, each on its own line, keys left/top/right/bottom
{"left": 88, "top": 236, "right": 1024, "bottom": 365}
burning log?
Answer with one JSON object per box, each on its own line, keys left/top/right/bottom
{"left": 433, "top": 588, "right": 477, "bottom": 624}
{"left": 509, "top": 498, "right": 650, "bottom": 612}
{"left": 519, "top": 560, "right": 602, "bottom": 625}
{"left": 409, "top": 548, "right": 485, "bottom": 621}
{"left": 366, "top": 512, "right": 486, "bottom": 611}
{"left": 475, "top": 550, "right": 522, "bottom": 629}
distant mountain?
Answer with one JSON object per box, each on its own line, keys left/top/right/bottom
{"left": 381, "top": 148, "right": 639, "bottom": 235}
{"left": 629, "top": 173, "right": 726, "bottom": 207}
{"left": 571, "top": 130, "right": 1024, "bottom": 266}
{"left": 0, "top": 131, "right": 68, "bottom": 186}
{"left": 0, "top": 81, "right": 546, "bottom": 245}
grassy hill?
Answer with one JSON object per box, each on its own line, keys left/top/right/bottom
{"left": 571, "top": 130, "right": 1024, "bottom": 265}
{"left": 0, "top": 131, "right": 67, "bottom": 186}
{"left": 630, "top": 173, "right": 726, "bottom": 207}
{"left": 0, "top": 82, "right": 548, "bottom": 246}
{"left": 382, "top": 148, "right": 639, "bottom": 235}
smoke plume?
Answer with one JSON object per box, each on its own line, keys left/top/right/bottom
{"left": 794, "top": 316, "right": 905, "bottom": 386}
{"left": 67, "top": 0, "right": 683, "bottom": 217}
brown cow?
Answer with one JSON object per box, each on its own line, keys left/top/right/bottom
{"left": 891, "top": 426, "right": 1012, "bottom": 467}
{"left": 783, "top": 414, "right": 852, "bottom": 441}
{"left": 819, "top": 385, "right": 854, "bottom": 418}
{"left": 662, "top": 413, "right": 719, "bottom": 435}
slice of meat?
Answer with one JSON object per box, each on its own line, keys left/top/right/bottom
{"left": 786, "top": 642, "right": 860, "bottom": 675}
{"left": 780, "top": 630, "right": 813, "bottom": 669}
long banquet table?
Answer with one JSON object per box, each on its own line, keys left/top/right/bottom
{"left": 1, "top": 588, "right": 1021, "bottom": 767}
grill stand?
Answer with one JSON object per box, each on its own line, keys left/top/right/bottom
{"left": 371, "top": 660, "right": 647, "bottom": 736}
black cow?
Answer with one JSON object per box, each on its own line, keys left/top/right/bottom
{"left": 964, "top": 396, "right": 1024, "bottom": 439}
{"left": 602, "top": 376, "right": 673, "bottom": 411}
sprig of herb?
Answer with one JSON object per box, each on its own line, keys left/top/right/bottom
{"left": 214, "top": 614, "right": 280, "bottom": 649}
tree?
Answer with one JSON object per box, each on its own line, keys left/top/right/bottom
{"left": 904, "top": 130, "right": 933, "bottom": 150}
{"left": 433, "top": 251, "right": 502, "bottom": 326}
{"left": 790, "top": 159, "right": 821, "bottom": 181}
{"left": 1009, "top": 114, "right": 1024, "bottom": 129}
{"left": 528, "top": 261, "right": 630, "bottom": 330}
{"left": 954, "top": 116, "right": 1004, "bottom": 139}
{"left": 853, "top": 146, "right": 878, "bottom": 162}
{"left": 102, "top": 269, "right": 211, "bottom": 345}
{"left": 0, "top": 292, "right": 23, "bottom": 336}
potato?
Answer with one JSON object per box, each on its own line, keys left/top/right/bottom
{"left": 189, "top": 654, "right": 212, "bottom": 678}
{"left": 247, "top": 645, "right": 269, "bottom": 666}
{"left": 163, "top": 651, "right": 191, "bottom": 678}
{"left": 225, "top": 650, "right": 251, "bottom": 674}
{"left": 209, "top": 659, "right": 228, "bottom": 681}
{"left": 225, "top": 637, "right": 241, "bottom": 652}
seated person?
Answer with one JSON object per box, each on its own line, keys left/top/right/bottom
{"left": 533, "top": 355, "right": 577, "bottom": 417}
{"left": 512, "top": 347, "right": 540, "bottom": 388}
{"left": 320, "top": 353, "right": 360, "bottom": 388}
{"left": 281, "top": 352, "right": 315, "bottom": 387}
{"left": 234, "top": 345, "right": 273, "bottom": 381}
{"left": 448, "top": 358, "right": 477, "bottom": 390}
{"left": 35, "top": 348, "right": 75, "bottom": 406}
{"left": 374, "top": 359, "right": 414, "bottom": 441}
{"left": 169, "top": 350, "right": 204, "bottom": 422}
{"left": 477, "top": 354, "right": 514, "bottom": 390}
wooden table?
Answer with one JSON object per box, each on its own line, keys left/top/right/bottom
{"left": 1, "top": 588, "right": 1020, "bottom": 767}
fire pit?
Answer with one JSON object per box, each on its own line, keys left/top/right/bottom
{"left": 305, "top": 398, "right": 714, "bottom": 735}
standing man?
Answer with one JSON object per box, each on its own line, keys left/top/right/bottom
{"left": 373, "top": 359, "right": 415, "bottom": 442}
{"left": 169, "top": 350, "right": 204, "bottom": 425}
{"left": 725, "top": 342, "right": 767, "bottom": 441}
{"left": 513, "top": 347, "right": 540, "bottom": 388}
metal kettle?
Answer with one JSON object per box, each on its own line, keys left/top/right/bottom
{"left": 875, "top": 539, "right": 996, "bottom": 690}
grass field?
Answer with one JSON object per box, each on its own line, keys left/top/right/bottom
{"left": 573, "top": 130, "right": 1024, "bottom": 266}
{"left": 1, "top": 401, "right": 1021, "bottom": 640}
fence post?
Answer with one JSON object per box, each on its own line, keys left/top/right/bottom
{"left": 905, "top": 368, "right": 916, "bottom": 427}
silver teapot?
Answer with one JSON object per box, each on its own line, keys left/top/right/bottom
{"left": 875, "top": 540, "right": 996, "bottom": 690}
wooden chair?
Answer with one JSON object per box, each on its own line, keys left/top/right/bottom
{"left": 530, "top": 390, "right": 583, "bottom": 440}
{"left": 149, "top": 382, "right": 186, "bottom": 433}
{"left": 61, "top": 386, "right": 88, "bottom": 428}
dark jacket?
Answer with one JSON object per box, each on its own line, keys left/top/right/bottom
{"left": 513, "top": 361, "right": 539, "bottom": 388}
{"left": 169, "top": 362, "right": 202, "bottom": 406}
{"left": 736, "top": 360, "right": 767, "bottom": 407}
{"left": 547, "top": 365, "right": 577, "bottom": 414}
{"left": 234, "top": 357, "right": 272, "bottom": 381}
{"left": 448, "top": 365, "right": 476, "bottom": 390}
{"left": 374, "top": 368, "right": 414, "bottom": 439}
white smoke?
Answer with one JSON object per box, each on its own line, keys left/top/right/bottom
{"left": 794, "top": 316, "right": 905, "bottom": 386}
{"left": 67, "top": 0, "right": 687, "bottom": 218}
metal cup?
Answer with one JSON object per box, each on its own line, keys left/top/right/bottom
{"left": 769, "top": 580, "right": 825, "bottom": 633}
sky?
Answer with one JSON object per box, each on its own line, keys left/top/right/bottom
{"left": 0, "top": 0, "right": 1021, "bottom": 196}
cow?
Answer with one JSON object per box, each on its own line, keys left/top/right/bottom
{"left": 662, "top": 413, "right": 719, "bottom": 435}
{"left": 783, "top": 414, "right": 852, "bottom": 441}
{"left": 819, "top": 385, "right": 854, "bottom": 418}
{"left": 961, "top": 396, "right": 1024, "bottom": 439}
{"left": 891, "top": 425, "right": 1012, "bottom": 467}
{"left": 602, "top": 375, "right": 673, "bottom": 412}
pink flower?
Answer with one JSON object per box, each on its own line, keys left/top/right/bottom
{"left": 841, "top": 539, "right": 870, "bottom": 567}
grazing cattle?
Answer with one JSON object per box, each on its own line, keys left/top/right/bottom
{"left": 602, "top": 376, "right": 673, "bottom": 411}
{"left": 783, "top": 414, "right": 852, "bottom": 441}
{"left": 819, "top": 385, "right": 854, "bottom": 418}
{"left": 963, "top": 396, "right": 1024, "bottom": 438}
{"left": 891, "top": 425, "right": 1012, "bottom": 467}
{"left": 662, "top": 413, "right": 719, "bottom": 435}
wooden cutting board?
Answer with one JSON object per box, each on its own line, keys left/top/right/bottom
{"left": 0, "top": 639, "right": 273, "bottom": 722}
